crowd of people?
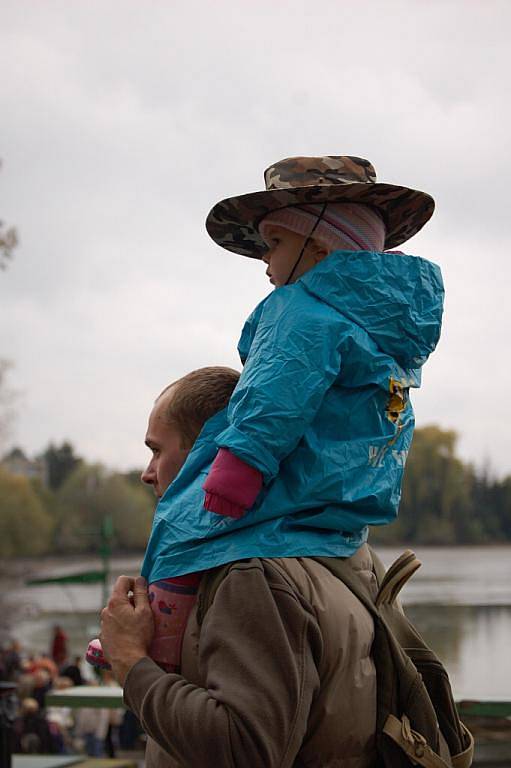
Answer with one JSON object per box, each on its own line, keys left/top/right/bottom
{"left": 0, "top": 627, "right": 143, "bottom": 757}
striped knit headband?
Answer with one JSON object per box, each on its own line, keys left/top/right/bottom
{"left": 259, "top": 202, "right": 386, "bottom": 253}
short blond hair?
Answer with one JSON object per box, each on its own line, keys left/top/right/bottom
{"left": 158, "top": 366, "right": 240, "bottom": 448}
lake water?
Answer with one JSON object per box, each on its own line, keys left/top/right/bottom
{"left": 4, "top": 545, "right": 511, "bottom": 700}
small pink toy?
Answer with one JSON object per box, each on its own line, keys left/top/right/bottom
{"left": 85, "top": 638, "right": 111, "bottom": 670}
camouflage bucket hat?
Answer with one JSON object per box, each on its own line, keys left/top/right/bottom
{"left": 205, "top": 155, "right": 434, "bottom": 257}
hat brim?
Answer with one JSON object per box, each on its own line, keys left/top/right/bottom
{"left": 206, "top": 182, "right": 434, "bottom": 257}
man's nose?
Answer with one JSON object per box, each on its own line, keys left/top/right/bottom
{"left": 141, "top": 464, "right": 154, "bottom": 486}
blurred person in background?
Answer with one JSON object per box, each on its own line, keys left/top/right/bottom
{"left": 51, "top": 625, "right": 68, "bottom": 668}
{"left": 31, "top": 668, "right": 52, "bottom": 709}
{"left": 14, "top": 697, "right": 57, "bottom": 754}
{"left": 73, "top": 698, "right": 110, "bottom": 758}
{"left": 61, "top": 655, "right": 85, "bottom": 687}
{"left": 46, "top": 676, "right": 75, "bottom": 754}
{"left": 1, "top": 639, "right": 22, "bottom": 681}
{"left": 27, "top": 654, "right": 58, "bottom": 681}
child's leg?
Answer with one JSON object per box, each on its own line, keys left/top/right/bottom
{"left": 85, "top": 573, "right": 202, "bottom": 674}
{"left": 148, "top": 574, "right": 202, "bottom": 672}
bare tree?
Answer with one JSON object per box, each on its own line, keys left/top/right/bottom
{"left": 0, "top": 361, "right": 17, "bottom": 454}
{"left": 0, "top": 159, "right": 18, "bottom": 270}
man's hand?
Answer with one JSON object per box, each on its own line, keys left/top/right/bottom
{"left": 100, "top": 575, "right": 154, "bottom": 687}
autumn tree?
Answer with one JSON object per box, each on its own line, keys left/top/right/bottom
{"left": 371, "top": 425, "right": 484, "bottom": 545}
{"left": 54, "top": 463, "right": 154, "bottom": 553}
{"left": 403, "top": 427, "right": 475, "bottom": 543}
{"left": 0, "top": 468, "right": 54, "bottom": 557}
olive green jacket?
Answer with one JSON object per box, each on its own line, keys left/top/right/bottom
{"left": 123, "top": 545, "right": 378, "bottom": 767}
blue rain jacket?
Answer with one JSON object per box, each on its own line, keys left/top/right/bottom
{"left": 142, "top": 250, "right": 444, "bottom": 580}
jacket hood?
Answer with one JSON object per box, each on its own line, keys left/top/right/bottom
{"left": 299, "top": 250, "right": 444, "bottom": 369}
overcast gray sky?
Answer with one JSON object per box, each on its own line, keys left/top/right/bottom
{"left": 1, "top": 0, "right": 510, "bottom": 476}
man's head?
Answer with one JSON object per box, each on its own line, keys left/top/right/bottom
{"left": 141, "top": 366, "right": 240, "bottom": 497}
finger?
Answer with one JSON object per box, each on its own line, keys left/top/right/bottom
{"left": 97, "top": 634, "right": 111, "bottom": 661}
{"left": 112, "top": 575, "right": 136, "bottom": 599}
{"left": 133, "top": 576, "right": 149, "bottom": 607}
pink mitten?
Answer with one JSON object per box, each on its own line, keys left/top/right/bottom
{"left": 203, "top": 448, "right": 263, "bottom": 519}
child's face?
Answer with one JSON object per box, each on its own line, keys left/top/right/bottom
{"left": 260, "top": 224, "right": 325, "bottom": 287}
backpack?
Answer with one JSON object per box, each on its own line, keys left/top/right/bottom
{"left": 196, "top": 547, "right": 474, "bottom": 768}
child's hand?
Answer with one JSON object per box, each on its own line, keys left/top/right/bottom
{"left": 203, "top": 491, "right": 246, "bottom": 519}
{"left": 203, "top": 448, "right": 263, "bottom": 519}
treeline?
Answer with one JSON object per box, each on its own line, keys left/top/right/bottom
{"left": 1, "top": 427, "right": 511, "bottom": 558}
{"left": 0, "top": 443, "right": 154, "bottom": 558}
{"left": 371, "top": 426, "right": 511, "bottom": 545}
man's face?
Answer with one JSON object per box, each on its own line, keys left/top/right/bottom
{"left": 141, "top": 388, "right": 190, "bottom": 498}
{"left": 261, "top": 224, "right": 318, "bottom": 287}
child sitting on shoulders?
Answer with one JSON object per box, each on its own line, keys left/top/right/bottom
{"left": 89, "top": 155, "right": 444, "bottom": 673}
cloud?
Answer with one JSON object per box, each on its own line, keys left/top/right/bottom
{"left": 1, "top": 0, "right": 510, "bottom": 475}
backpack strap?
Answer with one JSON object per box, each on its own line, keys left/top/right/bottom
{"left": 383, "top": 715, "right": 474, "bottom": 768}
{"left": 375, "top": 549, "right": 421, "bottom": 608}
{"left": 383, "top": 714, "right": 451, "bottom": 768}
{"left": 452, "top": 725, "right": 474, "bottom": 768}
